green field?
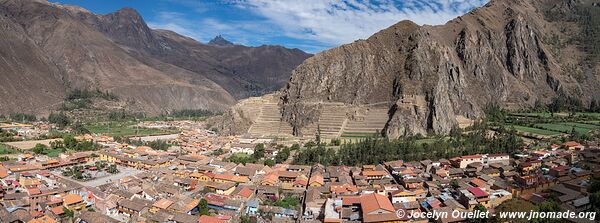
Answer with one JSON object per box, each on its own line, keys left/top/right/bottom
{"left": 229, "top": 152, "right": 250, "bottom": 159}
{"left": 534, "top": 123, "right": 592, "bottom": 134}
{"left": 511, "top": 125, "right": 562, "bottom": 136}
{"left": 85, "top": 122, "right": 177, "bottom": 137}
{"left": 0, "top": 144, "right": 19, "bottom": 154}
{"left": 561, "top": 122, "right": 600, "bottom": 130}
{"left": 44, "top": 148, "right": 63, "bottom": 157}
{"left": 510, "top": 112, "right": 556, "bottom": 118}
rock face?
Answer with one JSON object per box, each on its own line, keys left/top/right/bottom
{"left": 221, "top": 0, "right": 600, "bottom": 139}
{"left": 0, "top": 0, "right": 311, "bottom": 116}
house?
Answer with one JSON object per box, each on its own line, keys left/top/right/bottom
{"left": 117, "top": 198, "right": 147, "bottom": 217}
{"left": 205, "top": 182, "right": 236, "bottom": 195}
{"left": 63, "top": 194, "right": 85, "bottom": 211}
{"left": 232, "top": 186, "right": 255, "bottom": 200}
{"left": 245, "top": 199, "right": 259, "bottom": 216}
{"left": 293, "top": 179, "right": 308, "bottom": 189}
{"left": 230, "top": 143, "right": 255, "bottom": 155}
{"left": 76, "top": 211, "right": 119, "bottom": 223}
{"left": 360, "top": 193, "right": 400, "bottom": 223}
{"left": 198, "top": 215, "right": 226, "bottom": 223}
{"left": 304, "top": 188, "right": 326, "bottom": 221}
{"left": 485, "top": 154, "right": 510, "bottom": 166}
{"left": 451, "top": 155, "right": 483, "bottom": 168}
{"left": 213, "top": 173, "right": 248, "bottom": 184}
{"left": 261, "top": 173, "right": 279, "bottom": 186}
{"left": 563, "top": 141, "right": 584, "bottom": 151}
{"left": 28, "top": 215, "right": 58, "bottom": 223}
{"left": 549, "top": 166, "right": 570, "bottom": 178}
{"left": 190, "top": 172, "right": 212, "bottom": 182}
{"left": 518, "top": 160, "right": 542, "bottom": 174}
{"left": 460, "top": 187, "right": 490, "bottom": 210}
{"left": 390, "top": 190, "right": 416, "bottom": 204}
{"left": 151, "top": 199, "right": 174, "bottom": 213}
{"left": 362, "top": 170, "right": 388, "bottom": 181}
{"left": 309, "top": 173, "right": 325, "bottom": 187}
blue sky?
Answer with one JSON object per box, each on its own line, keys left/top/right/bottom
{"left": 50, "top": 0, "right": 488, "bottom": 53}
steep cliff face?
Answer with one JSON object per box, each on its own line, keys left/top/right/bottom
{"left": 256, "top": 0, "right": 600, "bottom": 139}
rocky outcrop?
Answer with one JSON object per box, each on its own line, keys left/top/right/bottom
{"left": 221, "top": 0, "right": 600, "bottom": 139}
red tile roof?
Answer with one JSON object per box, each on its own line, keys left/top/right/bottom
{"left": 467, "top": 187, "right": 488, "bottom": 198}
{"left": 360, "top": 193, "right": 395, "bottom": 214}
{"left": 236, "top": 187, "right": 254, "bottom": 198}
{"left": 198, "top": 215, "right": 225, "bottom": 223}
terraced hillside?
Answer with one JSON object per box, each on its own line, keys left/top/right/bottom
{"left": 300, "top": 103, "right": 348, "bottom": 139}
{"left": 247, "top": 102, "right": 294, "bottom": 137}
{"left": 341, "top": 108, "right": 389, "bottom": 138}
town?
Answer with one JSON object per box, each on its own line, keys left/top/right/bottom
{"left": 1, "top": 112, "right": 599, "bottom": 223}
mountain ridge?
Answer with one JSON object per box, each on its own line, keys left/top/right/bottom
{"left": 215, "top": 0, "right": 600, "bottom": 139}
{"left": 0, "top": 0, "right": 311, "bottom": 116}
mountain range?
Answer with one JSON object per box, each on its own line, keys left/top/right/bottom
{"left": 0, "top": 0, "right": 311, "bottom": 116}
{"left": 217, "top": 0, "right": 600, "bottom": 139}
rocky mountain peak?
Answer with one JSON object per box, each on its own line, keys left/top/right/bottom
{"left": 208, "top": 35, "right": 234, "bottom": 46}
{"left": 218, "top": 0, "right": 600, "bottom": 139}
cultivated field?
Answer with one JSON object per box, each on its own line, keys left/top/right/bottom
{"left": 510, "top": 125, "right": 562, "bottom": 136}
{"left": 2, "top": 138, "right": 61, "bottom": 150}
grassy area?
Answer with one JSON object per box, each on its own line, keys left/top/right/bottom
{"left": 44, "top": 148, "right": 63, "bottom": 157}
{"left": 510, "top": 112, "right": 569, "bottom": 118}
{"left": 561, "top": 122, "right": 600, "bottom": 130}
{"left": 85, "top": 122, "right": 177, "bottom": 137}
{"left": 0, "top": 144, "right": 19, "bottom": 154}
{"left": 511, "top": 125, "right": 561, "bottom": 136}
{"left": 534, "top": 123, "right": 591, "bottom": 134}
{"left": 229, "top": 152, "right": 251, "bottom": 159}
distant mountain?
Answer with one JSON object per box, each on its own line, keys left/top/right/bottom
{"left": 217, "top": 0, "right": 600, "bottom": 139}
{"left": 208, "top": 35, "right": 234, "bottom": 46}
{"left": 0, "top": 0, "right": 311, "bottom": 116}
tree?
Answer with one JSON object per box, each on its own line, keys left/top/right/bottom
{"left": 48, "top": 112, "right": 71, "bottom": 128}
{"left": 490, "top": 199, "right": 534, "bottom": 223}
{"left": 275, "top": 147, "right": 291, "bottom": 163}
{"left": 450, "top": 179, "right": 459, "bottom": 190}
{"left": 72, "top": 122, "right": 90, "bottom": 134}
{"left": 107, "top": 164, "right": 119, "bottom": 174}
{"left": 316, "top": 125, "right": 322, "bottom": 145}
{"left": 32, "top": 143, "right": 47, "bottom": 154}
{"left": 253, "top": 144, "right": 265, "bottom": 160}
{"left": 531, "top": 201, "right": 561, "bottom": 223}
{"left": 197, "top": 198, "right": 209, "bottom": 216}
{"left": 470, "top": 204, "right": 488, "bottom": 223}
{"left": 290, "top": 144, "right": 300, "bottom": 151}
{"left": 147, "top": 140, "right": 169, "bottom": 151}
{"left": 264, "top": 159, "right": 275, "bottom": 167}
{"left": 240, "top": 216, "right": 256, "bottom": 223}
{"left": 63, "top": 207, "right": 74, "bottom": 218}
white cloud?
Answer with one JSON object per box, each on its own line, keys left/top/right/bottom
{"left": 233, "top": 0, "right": 488, "bottom": 46}
{"left": 147, "top": 0, "right": 488, "bottom": 52}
